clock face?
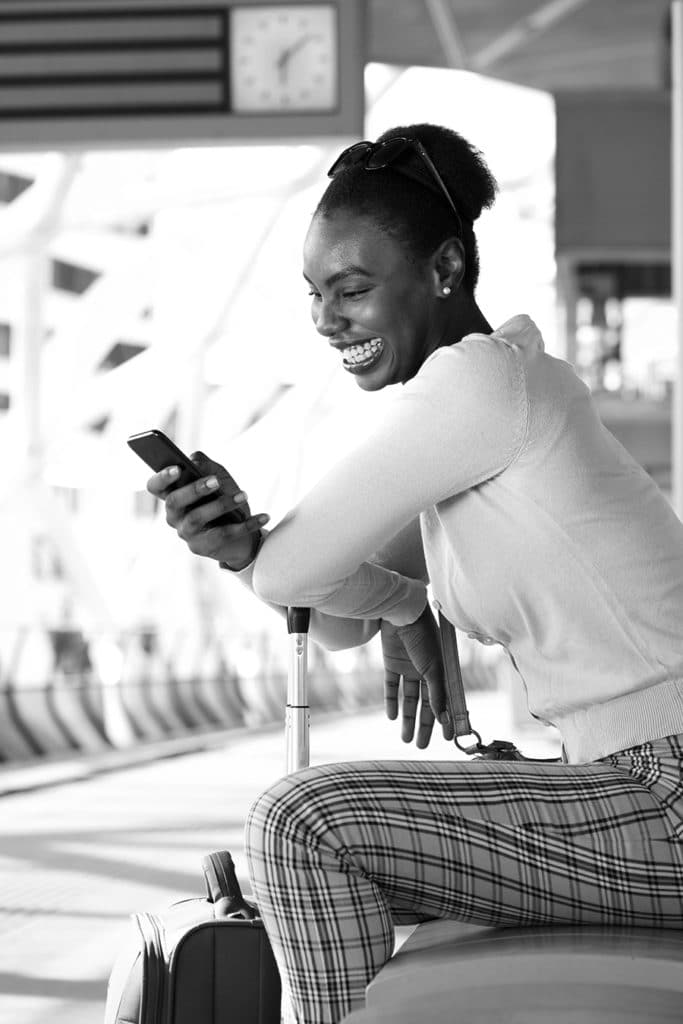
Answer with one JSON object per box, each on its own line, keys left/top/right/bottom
{"left": 230, "top": 4, "right": 339, "bottom": 113}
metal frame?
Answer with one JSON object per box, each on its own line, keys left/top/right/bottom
{"left": 672, "top": 1, "right": 683, "bottom": 515}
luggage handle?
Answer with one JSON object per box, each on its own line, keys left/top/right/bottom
{"left": 286, "top": 606, "right": 311, "bottom": 774}
{"left": 202, "top": 850, "right": 259, "bottom": 921}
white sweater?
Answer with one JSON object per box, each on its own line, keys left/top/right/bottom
{"left": 233, "top": 315, "right": 683, "bottom": 763}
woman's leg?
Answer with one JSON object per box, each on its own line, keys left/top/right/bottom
{"left": 244, "top": 735, "right": 683, "bottom": 1024}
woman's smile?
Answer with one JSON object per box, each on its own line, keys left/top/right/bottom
{"left": 341, "top": 337, "right": 385, "bottom": 373}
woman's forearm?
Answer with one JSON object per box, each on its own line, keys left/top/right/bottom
{"left": 222, "top": 548, "right": 383, "bottom": 650}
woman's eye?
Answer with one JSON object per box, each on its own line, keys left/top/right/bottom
{"left": 307, "top": 287, "right": 367, "bottom": 301}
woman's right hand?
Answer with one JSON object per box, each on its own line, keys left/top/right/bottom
{"left": 146, "top": 451, "right": 270, "bottom": 571}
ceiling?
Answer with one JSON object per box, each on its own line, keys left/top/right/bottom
{"left": 367, "top": 0, "right": 673, "bottom": 94}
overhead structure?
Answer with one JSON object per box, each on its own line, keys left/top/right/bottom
{"left": 369, "top": 0, "right": 671, "bottom": 93}
{"left": 0, "top": 0, "right": 671, "bottom": 154}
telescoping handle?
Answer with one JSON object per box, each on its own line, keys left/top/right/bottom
{"left": 285, "top": 607, "right": 311, "bottom": 774}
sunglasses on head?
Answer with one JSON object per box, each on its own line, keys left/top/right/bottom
{"left": 328, "top": 137, "right": 464, "bottom": 237}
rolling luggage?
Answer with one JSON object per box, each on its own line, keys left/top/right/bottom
{"left": 103, "top": 607, "right": 312, "bottom": 1024}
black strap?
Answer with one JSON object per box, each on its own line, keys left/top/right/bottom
{"left": 438, "top": 612, "right": 472, "bottom": 737}
{"left": 437, "top": 612, "right": 560, "bottom": 763}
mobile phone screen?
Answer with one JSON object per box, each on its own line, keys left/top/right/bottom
{"left": 128, "top": 429, "right": 201, "bottom": 487}
{"left": 127, "top": 429, "right": 246, "bottom": 527}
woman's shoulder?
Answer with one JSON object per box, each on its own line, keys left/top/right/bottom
{"left": 419, "top": 314, "right": 539, "bottom": 389}
{"left": 395, "top": 319, "right": 530, "bottom": 450}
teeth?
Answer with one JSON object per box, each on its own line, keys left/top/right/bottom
{"left": 343, "top": 338, "right": 383, "bottom": 364}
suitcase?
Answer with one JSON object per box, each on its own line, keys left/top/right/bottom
{"left": 103, "top": 606, "right": 312, "bottom": 1024}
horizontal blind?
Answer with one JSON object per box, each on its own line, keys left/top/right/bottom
{"left": 0, "top": 6, "right": 229, "bottom": 118}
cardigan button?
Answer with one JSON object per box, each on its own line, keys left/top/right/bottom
{"left": 468, "top": 633, "right": 498, "bottom": 645}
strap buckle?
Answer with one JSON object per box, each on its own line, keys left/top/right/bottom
{"left": 455, "top": 735, "right": 525, "bottom": 760}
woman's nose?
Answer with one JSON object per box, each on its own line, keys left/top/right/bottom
{"left": 314, "top": 297, "right": 347, "bottom": 338}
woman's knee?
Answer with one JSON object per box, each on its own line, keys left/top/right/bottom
{"left": 244, "top": 762, "right": 367, "bottom": 865}
{"left": 245, "top": 765, "right": 331, "bottom": 860}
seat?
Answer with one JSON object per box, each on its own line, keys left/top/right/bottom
{"left": 341, "top": 919, "right": 683, "bottom": 1023}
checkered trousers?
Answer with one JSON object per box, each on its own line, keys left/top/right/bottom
{"left": 244, "top": 733, "right": 683, "bottom": 1024}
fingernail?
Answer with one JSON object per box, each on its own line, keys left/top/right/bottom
{"left": 166, "top": 466, "right": 180, "bottom": 479}
{"left": 258, "top": 514, "right": 270, "bottom": 525}
{"left": 233, "top": 491, "right": 247, "bottom": 504}
{"left": 205, "top": 475, "right": 219, "bottom": 490}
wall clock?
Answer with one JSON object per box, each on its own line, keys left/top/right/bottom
{"left": 230, "top": 4, "right": 339, "bottom": 113}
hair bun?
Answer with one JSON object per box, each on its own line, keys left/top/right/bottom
{"left": 377, "top": 122, "right": 497, "bottom": 225}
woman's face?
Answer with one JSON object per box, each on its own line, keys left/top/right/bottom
{"left": 303, "top": 210, "right": 439, "bottom": 391}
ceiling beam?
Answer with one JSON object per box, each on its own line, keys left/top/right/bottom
{"left": 473, "top": 0, "right": 593, "bottom": 71}
{"left": 424, "top": 0, "right": 468, "bottom": 69}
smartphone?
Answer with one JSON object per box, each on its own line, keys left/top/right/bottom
{"left": 127, "top": 428, "right": 247, "bottom": 527}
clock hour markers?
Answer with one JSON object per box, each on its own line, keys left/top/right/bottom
{"left": 230, "top": 4, "right": 338, "bottom": 113}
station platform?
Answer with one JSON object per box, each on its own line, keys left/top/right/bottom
{"left": 0, "top": 695, "right": 558, "bottom": 1024}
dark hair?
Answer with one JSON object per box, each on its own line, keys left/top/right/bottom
{"left": 316, "top": 123, "right": 498, "bottom": 294}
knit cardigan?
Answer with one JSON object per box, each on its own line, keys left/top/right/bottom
{"left": 231, "top": 314, "right": 683, "bottom": 763}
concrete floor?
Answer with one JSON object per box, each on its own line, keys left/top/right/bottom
{"left": 0, "top": 696, "right": 560, "bottom": 1024}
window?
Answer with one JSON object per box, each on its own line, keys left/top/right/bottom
{"left": 87, "top": 415, "right": 110, "bottom": 433}
{"left": 0, "top": 322, "right": 10, "bottom": 357}
{"left": 98, "top": 341, "right": 146, "bottom": 371}
{"left": 52, "top": 259, "right": 100, "bottom": 295}
{"left": 0, "top": 171, "right": 32, "bottom": 204}
{"left": 32, "top": 535, "right": 64, "bottom": 580}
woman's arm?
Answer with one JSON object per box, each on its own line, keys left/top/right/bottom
{"left": 251, "top": 338, "right": 527, "bottom": 623}
{"left": 227, "top": 516, "right": 427, "bottom": 651}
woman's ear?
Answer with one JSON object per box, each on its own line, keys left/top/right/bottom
{"left": 432, "top": 238, "right": 465, "bottom": 297}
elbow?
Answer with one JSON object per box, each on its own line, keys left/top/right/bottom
{"left": 252, "top": 544, "right": 308, "bottom": 607}
{"left": 310, "top": 614, "right": 381, "bottom": 652}
{"left": 314, "top": 632, "right": 370, "bottom": 653}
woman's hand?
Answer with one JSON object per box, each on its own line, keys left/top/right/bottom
{"left": 146, "top": 451, "right": 269, "bottom": 570}
{"left": 381, "top": 604, "right": 454, "bottom": 748}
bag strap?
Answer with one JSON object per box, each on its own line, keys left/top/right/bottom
{"left": 437, "top": 612, "right": 560, "bottom": 763}
{"left": 437, "top": 611, "right": 472, "bottom": 737}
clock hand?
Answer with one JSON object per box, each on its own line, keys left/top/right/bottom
{"left": 276, "top": 33, "right": 320, "bottom": 82}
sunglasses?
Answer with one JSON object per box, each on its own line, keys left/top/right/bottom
{"left": 328, "top": 137, "right": 464, "bottom": 237}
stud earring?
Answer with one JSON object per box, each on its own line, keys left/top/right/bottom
{"left": 442, "top": 285, "right": 452, "bottom": 296}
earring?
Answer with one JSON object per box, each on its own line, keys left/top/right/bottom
{"left": 442, "top": 285, "right": 451, "bottom": 296}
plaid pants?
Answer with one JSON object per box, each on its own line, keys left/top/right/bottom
{"left": 244, "top": 734, "right": 683, "bottom": 1024}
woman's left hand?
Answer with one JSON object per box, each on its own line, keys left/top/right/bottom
{"left": 381, "top": 604, "right": 455, "bottom": 748}
{"left": 381, "top": 617, "right": 438, "bottom": 748}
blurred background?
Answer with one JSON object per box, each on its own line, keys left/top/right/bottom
{"left": 0, "top": 0, "right": 676, "bottom": 767}
{"left": 0, "top": 2, "right": 680, "bottom": 1020}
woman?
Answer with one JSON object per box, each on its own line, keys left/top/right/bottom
{"left": 148, "top": 124, "right": 683, "bottom": 1024}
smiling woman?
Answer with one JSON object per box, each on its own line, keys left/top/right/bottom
{"left": 300, "top": 126, "right": 495, "bottom": 391}
{"left": 147, "top": 122, "right": 683, "bottom": 1024}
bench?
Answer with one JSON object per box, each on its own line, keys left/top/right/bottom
{"left": 341, "top": 919, "right": 683, "bottom": 1023}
